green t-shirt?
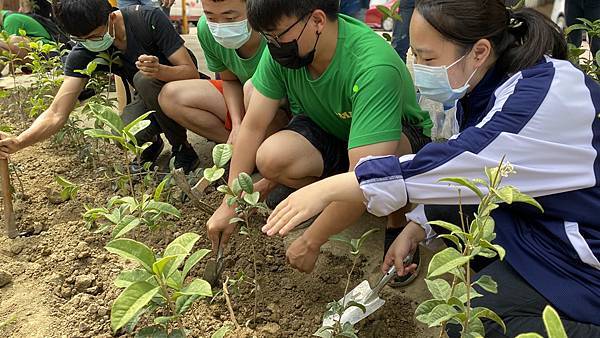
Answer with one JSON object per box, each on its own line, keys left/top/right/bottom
{"left": 197, "top": 16, "right": 267, "bottom": 84}
{"left": 252, "top": 14, "right": 432, "bottom": 149}
{"left": 1, "top": 11, "right": 52, "bottom": 43}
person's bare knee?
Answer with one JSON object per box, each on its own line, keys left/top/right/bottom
{"left": 158, "top": 82, "right": 183, "bottom": 118}
{"left": 256, "top": 138, "right": 289, "bottom": 181}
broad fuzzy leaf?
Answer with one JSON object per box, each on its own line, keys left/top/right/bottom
{"left": 473, "top": 275, "right": 498, "bottom": 294}
{"left": 425, "top": 279, "right": 452, "bottom": 300}
{"left": 114, "top": 269, "right": 153, "bottom": 288}
{"left": 238, "top": 172, "right": 254, "bottom": 194}
{"left": 427, "top": 247, "right": 471, "bottom": 278}
{"left": 212, "top": 143, "right": 233, "bottom": 168}
{"left": 182, "top": 249, "right": 211, "bottom": 280}
{"left": 106, "top": 239, "right": 156, "bottom": 272}
{"left": 110, "top": 281, "right": 160, "bottom": 332}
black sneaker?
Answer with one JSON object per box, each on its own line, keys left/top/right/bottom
{"left": 172, "top": 143, "right": 200, "bottom": 174}
{"left": 265, "top": 185, "right": 296, "bottom": 209}
{"left": 130, "top": 136, "right": 164, "bottom": 173}
{"left": 384, "top": 227, "right": 421, "bottom": 287}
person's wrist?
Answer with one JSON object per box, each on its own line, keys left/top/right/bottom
{"left": 15, "top": 134, "right": 25, "bottom": 150}
{"left": 301, "top": 229, "right": 327, "bottom": 250}
{"left": 405, "top": 221, "right": 426, "bottom": 244}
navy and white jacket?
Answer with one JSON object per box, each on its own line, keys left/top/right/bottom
{"left": 355, "top": 57, "right": 600, "bottom": 325}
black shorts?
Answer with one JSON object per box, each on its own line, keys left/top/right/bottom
{"left": 285, "top": 115, "right": 431, "bottom": 178}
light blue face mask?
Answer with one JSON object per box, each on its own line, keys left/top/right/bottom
{"left": 413, "top": 55, "right": 478, "bottom": 108}
{"left": 207, "top": 19, "right": 252, "bottom": 50}
{"left": 81, "top": 17, "right": 115, "bottom": 52}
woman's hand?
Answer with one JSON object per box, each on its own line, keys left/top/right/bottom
{"left": 382, "top": 221, "right": 426, "bottom": 276}
{"left": 263, "top": 183, "right": 330, "bottom": 237}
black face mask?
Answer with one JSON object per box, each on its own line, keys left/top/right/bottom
{"left": 267, "top": 16, "right": 321, "bottom": 69}
{"left": 269, "top": 32, "right": 320, "bottom": 69}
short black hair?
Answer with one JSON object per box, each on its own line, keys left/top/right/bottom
{"left": 52, "top": 0, "right": 112, "bottom": 37}
{"left": 247, "top": 0, "right": 339, "bottom": 33}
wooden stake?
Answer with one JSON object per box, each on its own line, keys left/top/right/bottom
{"left": 0, "top": 159, "right": 17, "bottom": 239}
{"left": 181, "top": 0, "right": 189, "bottom": 34}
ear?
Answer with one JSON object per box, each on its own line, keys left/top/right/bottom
{"left": 471, "top": 38, "right": 492, "bottom": 69}
{"left": 311, "top": 9, "right": 327, "bottom": 34}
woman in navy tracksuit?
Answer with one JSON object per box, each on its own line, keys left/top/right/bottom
{"left": 263, "top": 0, "right": 600, "bottom": 336}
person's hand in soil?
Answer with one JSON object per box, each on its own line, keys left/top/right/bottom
{"left": 0, "top": 132, "right": 22, "bottom": 160}
{"left": 286, "top": 234, "right": 321, "bottom": 273}
{"left": 382, "top": 221, "right": 425, "bottom": 277}
{"left": 136, "top": 55, "right": 161, "bottom": 79}
{"left": 207, "top": 202, "right": 237, "bottom": 252}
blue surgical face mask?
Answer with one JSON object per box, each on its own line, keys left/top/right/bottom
{"left": 81, "top": 17, "right": 115, "bottom": 52}
{"left": 413, "top": 54, "right": 478, "bottom": 107}
{"left": 207, "top": 19, "right": 252, "bottom": 50}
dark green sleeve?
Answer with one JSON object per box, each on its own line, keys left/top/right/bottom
{"left": 251, "top": 50, "right": 286, "bottom": 100}
{"left": 349, "top": 65, "right": 404, "bottom": 149}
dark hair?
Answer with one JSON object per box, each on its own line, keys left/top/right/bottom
{"left": 51, "top": 0, "right": 112, "bottom": 36}
{"left": 416, "top": 0, "right": 568, "bottom": 74}
{"left": 24, "top": 0, "right": 53, "bottom": 18}
{"left": 247, "top": 0, "right": 339, "bottom": 33}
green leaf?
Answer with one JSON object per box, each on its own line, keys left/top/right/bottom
{"left": 231, "top": 178, "right": 242, "bottom": 195}
{"left": 228, "top": 217, "right": 244, "bottom": 224}
{"left": 175, "top": 294, "right": 200, "bottom": 314}
{"left": 243, "top": 191, "right": 260, "bottom": 206}
{"left": 204, "top": 166, "right": 225, "bottom": 183}
{"left": 89, "top": 103, "right": 124, "bottom": 132}
{"left": 427, "top": 247, "right": 471, "bottom": 278}
{"left": 454, "top": 282, "right": 484, "bottom": 303}
{"left": 154, "top": 316, "right": 178, "bottom": 326}
{"left": 439, "top": 177, "right": 485, "bottom": 199}
{"left": 468, "top": 317, "right": 486, "bottom": 337}
{"left": 152, "top": 255, "right": 180, "bottom": 277}
{"left": 135, "top": 325, "right": 168, "bottom": 338}
{"left": 84, "top": 129, "right": 123, "bottom": 143}
{"left": 182, "top": 249, "right": 211, "bottom": 280}
{"left": 114, "top": 269, "right": 153, "bottom": 288}
{"left": 167, "top": 270, "right": 184, "bottom": 290}
{"left": 111, "top": 216, "right": 141, "bottom": 239}
{"left": 212, "top": 143, "right": 233, "bottom": 168}
{"left": 154, "top": 177, "right": 169, "bottom": 201}
{"left": 217, "top": 184, "right": 233, "bottom": 195}
{"left": 176, "top": 278, "right": 212, "bottom": 298}
{"left": 472, "top": 275, "right": 498, "bottom": 294}
{"left": 145, "top": 201, "right": 181, "bottom": 218}
{"left": 415, "top": 299, "right": 444, "bottom": 323}
{"left": 437, "top": 234, "right": 463, "bottom": 251}
{"left": 480, "top": 239, "right": 506, "bottom": 260}
{"left": 163, "top": 233, "right": 201, "bottom": 278}
{"left": 124, "top": 111, "right": 153, "bottom": 134}
{"left": 515, "top": 334, "right": 544, "bottom": 338}
{"left": 106, "top": 239, "right": 156, "bottom": 273}
{"left": 425, "top": 279, "right": 452, "bottom": 300}
{"left": 356, "top": 228, "right": 380, "bottom": 253}
{"left": 238, "top": 172, "right": 254, "bottom": 194}
{"left": 428, "top": 220, "right": 464, "bottom": 235}
{"left": 110, "top": 281, "right": 160, "bottom": 332}
{"left": 472, "top": 307, "right": 506, "bottom": 333}
{"left": 427, "top": 304, "right": 459, "bottom": 327}
{"left": 543, "top": 305, "right": 568, "bottom": 338}
{"left": 512, "top": 191, "right": 544, "bottom": 212}
{"left": 211, "top": 324, "right": 234, "bottom": 338}
{"left": 494, "top": 186, "right": 514, "bottom": 204}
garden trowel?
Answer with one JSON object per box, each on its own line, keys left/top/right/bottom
{"left": 203, "top": 234, "right": 225, "bottom": 287}
{"left": 321, "top": 255, "right": 413, "bottom": 327}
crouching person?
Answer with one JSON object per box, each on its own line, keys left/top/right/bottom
{"left": 0, "top": 0, "right": 201, "bottom": 172}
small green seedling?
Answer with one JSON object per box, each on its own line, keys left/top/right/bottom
{"left": 54, "top": 175, "right": 79, "bottom": 201}
{"left": 106, "top": 233, "right": 212, "bottom": 336}
{"left": 415, "top": 159, "right": 543, "bottom": 337}
{"left": 314, "top": 228, "right": 378, "bottom": 338}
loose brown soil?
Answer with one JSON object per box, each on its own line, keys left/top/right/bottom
{"left": 0, "top": 95, "right": 433, "bottom": 338}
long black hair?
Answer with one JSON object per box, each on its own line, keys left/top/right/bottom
{"left": 416, "top": 0, "right": 568, "bottom": 74}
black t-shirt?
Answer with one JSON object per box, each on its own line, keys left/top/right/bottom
{"left": 64, "top": 5, "right": 184, "bottom": 87}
